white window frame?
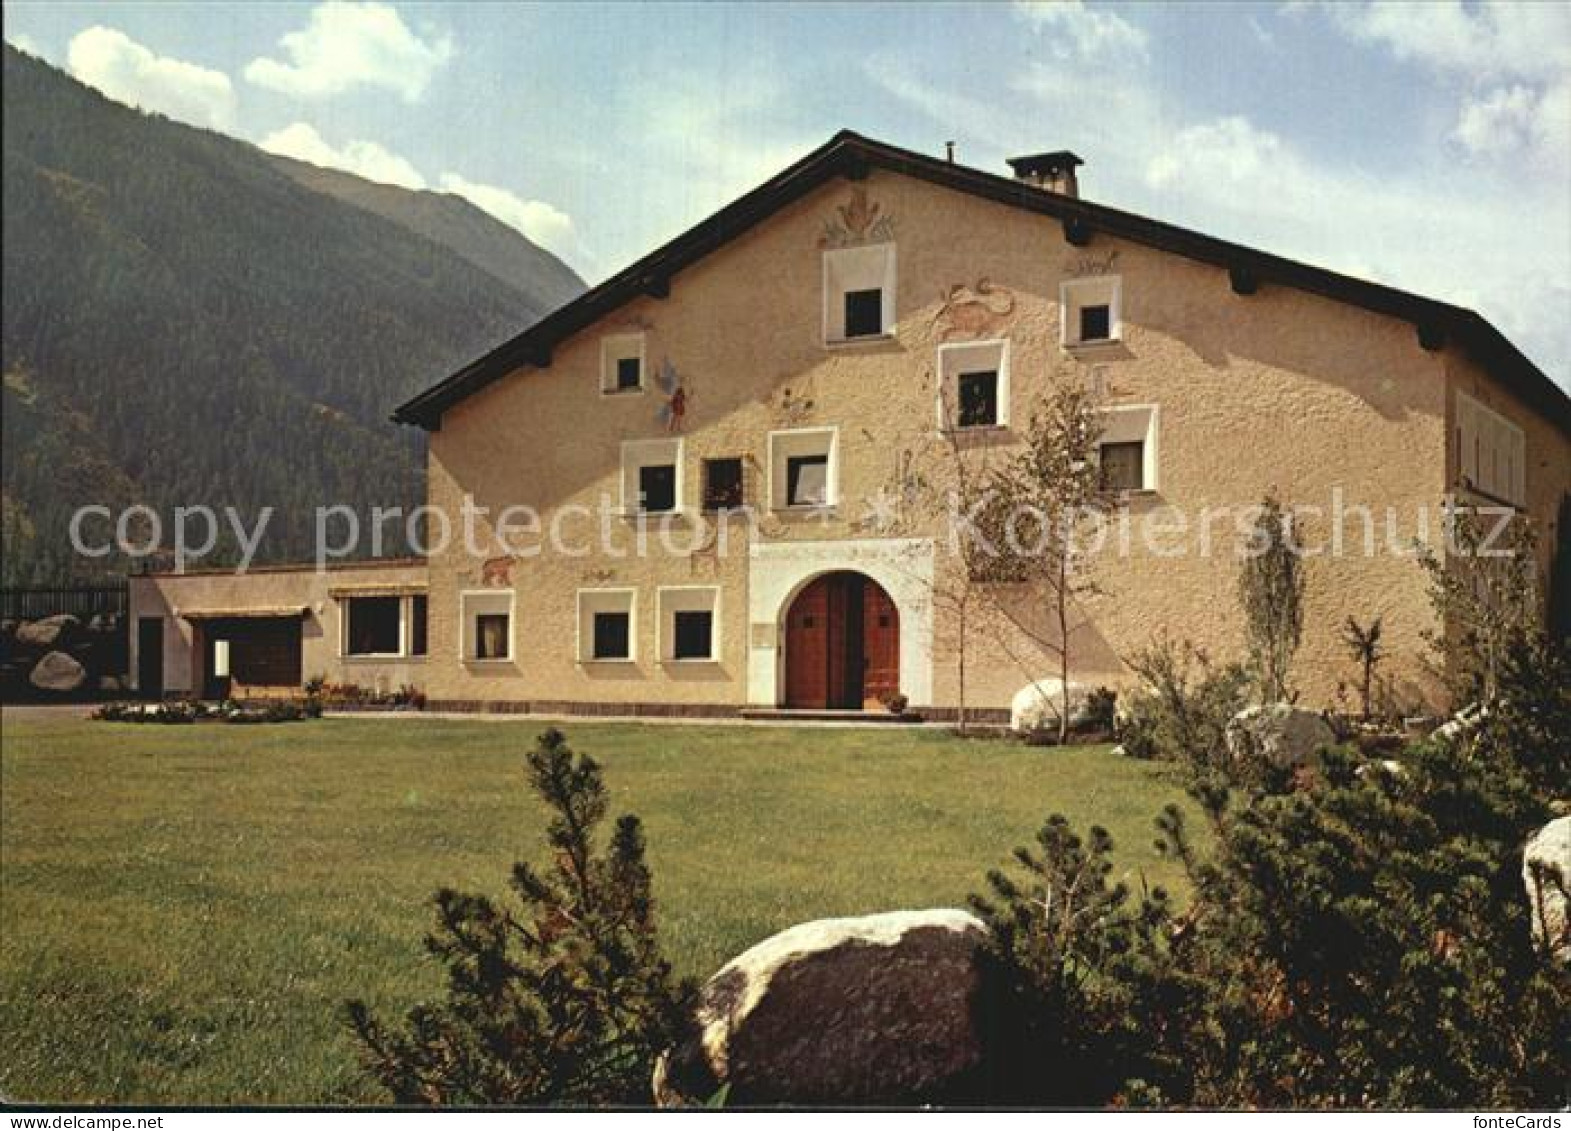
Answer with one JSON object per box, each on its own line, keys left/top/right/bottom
{"left": 936, "top": 338, "right": 1011, "bottom": 431}
{"left": 577, "top": 588, "right": 638, "bottom": 664}
{"left": 768, "top": 426, "right": 839, "bottom": 512}
{"left": 601, "top": 332, "right": 647, "bottom": 395}
{"left": 620, "top": 437, "right": 685, "bottom": 516}
{"left": 1455, "top": 390, "right": 1526, "bottom": 506}
{"left": 1061, "top": 275, "right": 1123, "bottom": 350}
{"left": 658, "top": 586, "right": 721, "bottom": 663}
{"left": 823, "top": 244, "right": 897, "bottom": 346}
{"left": 339, "top": 593, "right": 427, "bottom": 659}
{"left": 1098, "top": 404, "right": 1160, "bottom": 494}
{"left": 460, "top": 589, "right": 515, "bottom": 664}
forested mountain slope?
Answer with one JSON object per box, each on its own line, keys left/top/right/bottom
{"left": 2, "top": 46, "right": 583, "bottom": 582}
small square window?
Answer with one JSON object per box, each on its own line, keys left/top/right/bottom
{"left": 787, "top": 454, "right": 829, "bottom": 507}
{"left": 615, "top": 356, "right": 642, "bottom": 391}
{"left": 639, "top": 464, "right": 677, "bottom": 512}
{"left": 592, "top": 611, "right": 631, "bottom": 660}
{"left": 672, "top": 610, "right": 713, "bottom": 660}
{"left": 1080, "top": 304, "right": 1112, "bottom": 342}
{"left": 958, "top": 370, "right": 999, "bottom": 428}
{"left": 844, "top": 288, "right": 884, "bottom": 338}
{"left": 703, "top": 458, "right": 745, "bottom": 511}
{"left": 1100, "top": 441, "right": 1145, "bottom": 492}
{"left": 475, "top": 613, "right": 510, "bottom": 660}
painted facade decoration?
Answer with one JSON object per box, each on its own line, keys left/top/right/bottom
{"left": 931, "top": 278, "right": 1017, "bottom": 341}
{"left": 655, "top": 358, "right": 687, "bottom": 431}
{"left": 817, "top": 186, "right": 896, "bottom": 248}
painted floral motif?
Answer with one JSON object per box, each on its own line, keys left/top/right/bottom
{"left": 931, "top": 277, "right": 1016, "bottom": 341}
{"left": 818, "top": 186, "right": 896, "bottom": 248}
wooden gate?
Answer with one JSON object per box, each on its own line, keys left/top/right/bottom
{"left": 783, "top": 572, "right": 899, "bottom": 709}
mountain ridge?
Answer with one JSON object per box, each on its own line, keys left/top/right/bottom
{"left": 1, "top": 45, "right": 584, "bottom": 583}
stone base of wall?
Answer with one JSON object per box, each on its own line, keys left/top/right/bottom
{"left": 420, "top": 699, "right": 1015, "bottom": 725}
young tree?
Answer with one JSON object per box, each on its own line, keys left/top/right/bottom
{"left": 346, "top": 729, "right": 691, "bottom": 1105}
{"left": 971, "top": 380, "right": 1109, "bottom": 743}
{"left": 1340, "top": 615, "right": 1385, "bottom": 719}
{"left": 1420, "top": 500, "right": 1541, "bottom": 705}
{"left": 1237, "top": 493, "right": 1304, "bottom": 703}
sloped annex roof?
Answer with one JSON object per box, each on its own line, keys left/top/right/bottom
{"left": 392, "top": 129, "right": 1570, "bottom": 437}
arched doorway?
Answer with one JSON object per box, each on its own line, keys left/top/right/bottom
{"left": 783, "top": 571, "right": 900, "bottom": 709}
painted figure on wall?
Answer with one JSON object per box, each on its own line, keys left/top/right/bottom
{"left": 818, "top": 186, "right": 897, "bottom": 248}
{"left": 932, "top": 277, "right": 1016, "bottom": 341}
{"left": 655, "top": 358, "right": 687, "bottom": 431}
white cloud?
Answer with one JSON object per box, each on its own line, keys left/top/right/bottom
{"left": 1309, "top": 2, "right": 1571, "bottom": 168}
{"left": 244, "top": 1, "right": 453, "bottom": 102}
{"left": 1453, "top": 80, "right": 1569, "bottom": 167}
{"left": 66, "top": 25, "right": 235, "bottom": 130}
{"left": 1012, "top": 0, "right": 1149, "bottom": 63}
{"left": 1314, "top": 1, "right": 1570, "bottom": 83}
{"left": 259, "top": 121, "right": 427, "bottom": 189}
{"left": 437, "top": 172, "right": 579, "bottom": 262}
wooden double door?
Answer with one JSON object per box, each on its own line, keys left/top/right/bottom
{"left": 783, "top": 572, "right": 900, "bottom": 709}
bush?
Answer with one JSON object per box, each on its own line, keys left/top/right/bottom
{"left": 981, "top": 630, "right": 1571, "bottom": 1108}
{"left": 347, "top": 728, "right": 692, "bottom": 1105}
{"left": 1117, "top": 637, "right": 1249, "bottom": 769}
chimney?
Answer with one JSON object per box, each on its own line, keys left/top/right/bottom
{"left": 1006, "top": 150, "right": 1084, "bottom": 197}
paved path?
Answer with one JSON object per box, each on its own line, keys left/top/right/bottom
{"left": 328, "top": 709, "right": 956, "bottom": 730}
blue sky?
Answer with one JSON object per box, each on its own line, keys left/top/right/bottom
{"left": 6, "top": 1, "right": 1568, "bottom": 386}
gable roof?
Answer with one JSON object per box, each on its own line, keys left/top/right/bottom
{"left": 393, "top": 129, "right": 1570, "bottom": 436}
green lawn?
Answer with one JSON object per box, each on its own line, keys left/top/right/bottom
{"left": 0, "top": 713, "right": 1197, "bottom": 1104}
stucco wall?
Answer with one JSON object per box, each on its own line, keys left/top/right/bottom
{"left": 129, "top": 560, "right": 429, "bottom": 696}
{"left": 421, "top": 167, "right": 1556, "bottom": 713}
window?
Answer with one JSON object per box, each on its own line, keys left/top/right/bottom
{"left": 639, "top": 464, "right": 677, "bottom": 512}
{"left": 703, "top": 457, "right": 745, "bottom": 511}
{"left": 593, "top": 612, "right": 631, "bottom": 660}
{"left": 1079, "top": 304, "right": 1112, "bottom": 342}
{"left": 823, "top": 244, "right": 896, "bottom": 344}
{"left": 674, "top": 612, "right": 713, "bottom": 660}
{"left": 1062, "top": 276, "right": 1122, "bottom": 349}
{"left": 621, "top": 438, "right": 684, "bottom": 515}
{"left": 787, "top": 455, "right": 829, "bottom": 507}
{"left": 345, "top": 596, "right": 401, "bottom": 655}
{"left": 769, "top": 428, "right": 837, "bottom": 510}
{"left": 578, "top": 589, "right": 637, "bottom": 663}
{"left": 1456, "top": 391, "right": 1525, "bottom": 505}
{"left": 410, "top": 595, "right": 428, "bottom": 656}
{"left": 601, "top": 333, "right": 645, "bottom": 394}
{"left": 1099, "top": 441, "right": 1145, "bottom": 493}
{"left": 959, "top": 371, "right": 999, "bottom": 428}
{"left": 844, "top": 289, "right": 884, "bottom": 338}
{"left": 659, "top": 587, "right": 720, "bottom": 662}
{"left": 937, "top": 339, "right": 1009, "bottom": 430}
{"left": 462, "top": 591, "right": 514, "bottom": 662}
{"left": 1098, "top": 404, "right": 1159, "bottom": 493}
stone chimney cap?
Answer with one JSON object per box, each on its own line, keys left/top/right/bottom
{"left": 1006, "top": 150, "right": 1085, "bottom": 181}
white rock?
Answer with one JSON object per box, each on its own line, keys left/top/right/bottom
{"left": 1009, "top": 679, "right": 1092, "bottom": 732}
{"left": 1225, "top": 703, "right": 1336, "bottom": 770}
{"left": 654, "top": 908, "right": 991, "bottom": 1106}
{"left": 29, "top": 650, "right": 86, "bottom": 693}
{"left": 1523, "top": 816, "right": 1570, "bottom": 963}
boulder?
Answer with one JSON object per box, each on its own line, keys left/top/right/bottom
{"left": 1225, "top": 703, "right": 1336, "bottom": 770}
{"left": 29, "top": 650, "right": 86, "bottom": 693}
{"left": 1009, "top": 679, "right": 1092, "bottom": 733}
{"left": 654, "top": 908, "right": 991, "bottom": 1106}
{"left": 1523, "top": 816, "right": 1569, "bottom": 963}
{"left": 15, "top": 613, "right": 80, "bottom": 651}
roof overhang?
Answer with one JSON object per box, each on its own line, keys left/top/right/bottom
{"left": 392, "top": 129, "right": 1569, "bottom": 439}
